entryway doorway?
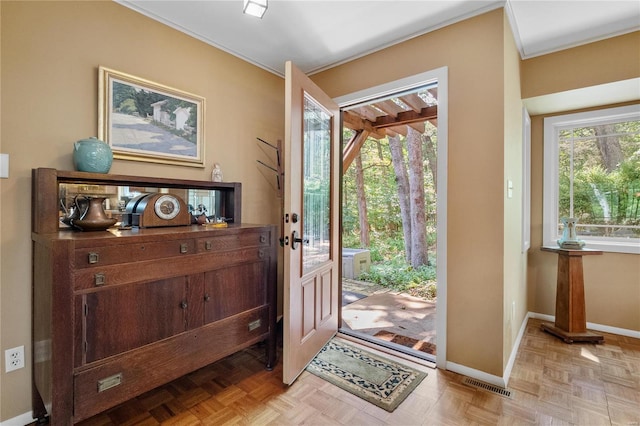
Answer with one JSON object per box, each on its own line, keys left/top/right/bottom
{"left": 335, "top": 68, "right": 448, "bottom": 368}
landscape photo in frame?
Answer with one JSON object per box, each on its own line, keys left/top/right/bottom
{"left": 98, "top": 66, "right": 205, "bottom": 167}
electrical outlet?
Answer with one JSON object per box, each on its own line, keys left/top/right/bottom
{"left": 5, "top": 346, "right": 25, "bottom": 372}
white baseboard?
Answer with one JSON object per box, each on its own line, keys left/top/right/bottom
{"left": 528, "top": 312, "right": 640, "bottom": 339}
{"left": 445, "top": 311, "right": 530, "bottom": 389}
{"left": 446, "top": 360, "right": 507, "bottom": 388}
{"left": 502, "top": 311, "right": 531, "bottom": 387}
{"left": 1, "top": 411, "right": 36, "bottom": 426}
{"left": 444, "top": 312, "right": 640, "bottom": 390}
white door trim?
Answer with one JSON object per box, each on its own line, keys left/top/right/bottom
{"left": 334, "top": 66, "right": 448, "bottom": 369}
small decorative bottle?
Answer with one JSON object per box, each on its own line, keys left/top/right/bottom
{"left": 211, "top": 163, "right": 223, "bottom": 182}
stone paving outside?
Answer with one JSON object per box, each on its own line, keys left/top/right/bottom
{"left": 341, "top": 279, "right": 437, "bottom": 348}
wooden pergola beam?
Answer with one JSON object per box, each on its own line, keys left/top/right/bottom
{"left": 343, "top": 130, "right": 370, "bottom": 173}
{"left": 342, "top": 111, "right": 386, "bottom": 139}
{"left": 373, "top": 105, "right": 438, "bottom": 129}
{"left": 400, "top": 93, "right": 428, "bottom": 113}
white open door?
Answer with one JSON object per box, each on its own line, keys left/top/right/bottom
{"left": 283, "top": 61, "right": 340, "bottom": 384}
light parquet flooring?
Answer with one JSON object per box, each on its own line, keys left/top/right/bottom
{"left": 74, "top": 319, "right": 640, "bottom": 425}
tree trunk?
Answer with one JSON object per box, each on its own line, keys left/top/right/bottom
{"left": 354, "top": 153, "right": 370, "bottom": 247}
{"left": 407, "top": 127, "right": 429, "bottom": 267}
{"left": 376, "top": 139, "right": 384, "bottom": 161}
{"left": 423, "top": 134, "right": 437, "bottom": 191}
{"left": 388, "top": 135, "right": 412, "bottom": 262}
{"left": 594, "top": 124, "right": 624, "bottom": 173}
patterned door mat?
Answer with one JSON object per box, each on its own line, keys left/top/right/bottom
{"left": 306, "top": 339, "right": 427, "bottom": 412}
{"left": 374, "top": 330, "right": 437, "bottom": 355}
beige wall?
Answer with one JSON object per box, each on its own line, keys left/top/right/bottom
{"left": 521, "top": 31, "right": 640, "bottom": 99}
{"left": 314, "top": 9, "right": 511, "bottom": 377}
{"left": 0, "top": 1, "right": 283, "bottom": 420}
{"left": 522, "top": 33, "right": 640, "bottom": 333}
{"left": 502, "top": 13, "right": 526, "bottom": 367}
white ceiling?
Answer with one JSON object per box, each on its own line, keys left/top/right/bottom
{"left": 117, "top": 0, "right": 639, "bottom": 77}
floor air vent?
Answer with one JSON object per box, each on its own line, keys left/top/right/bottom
{"left": 462, "top": 377, "right": 513, "bottom": 398}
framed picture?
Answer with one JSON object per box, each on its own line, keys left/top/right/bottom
{"left": 98, "top": 66, "right": 205, "bottom": 167}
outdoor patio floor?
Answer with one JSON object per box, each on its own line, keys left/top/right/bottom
{"left": 341, "top": 279, "right": 437, "bottom": 353}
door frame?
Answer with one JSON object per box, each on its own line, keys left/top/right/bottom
{"left": 334, "top": 66, "right": 448, "bottom": 369}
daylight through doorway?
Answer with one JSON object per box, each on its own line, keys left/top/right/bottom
{"left": 339, "top": 83, "right": 439, "bottom": 363}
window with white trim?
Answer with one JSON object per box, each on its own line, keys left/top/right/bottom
{"left": 543, "top": 104, "right": 640, "bottom": 254}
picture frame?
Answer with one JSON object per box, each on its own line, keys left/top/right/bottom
{"left": 98, "top": 66, "right": 205, "bottom": 167}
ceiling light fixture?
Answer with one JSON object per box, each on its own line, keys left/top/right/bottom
{"left": 243, "top": 0, "right": 267, "bottom": 18}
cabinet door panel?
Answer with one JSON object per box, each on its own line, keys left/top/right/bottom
{"left": 204, "top": 261, "right": 266, "bottom": 323}
{"left": 83, "top": 276, "right": 189, "bottom": 364}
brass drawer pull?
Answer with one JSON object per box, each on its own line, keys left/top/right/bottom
{"left": 88, "top": 252, "right": 99, "bottom": 264}
{"left": 94, "top": 273, "right": 106, "bottom": 287}
{"left": 248, "top": 319, "right": 261, "bottom": 331}
{"left": 258, "top": 250, "right": 265, "bottom": 259}
{"left": 180, "top": 243, "right": 188, "bottom": 254}
{"left": 180, "top": 301, "right": 188, "bottom": 309}
{"left": 260, "top": 235, "right": 267, "bottom": 244}
{"left": 204, "top": 294, "right": 211, "bottom": 302}
{"left": 205, "top": 241, "right": 212, "bottom": 250}
{"left": 97, "top": 373, "right": 122, "bottom": 393}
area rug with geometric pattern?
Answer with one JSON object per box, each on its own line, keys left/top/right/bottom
{"left": 306, "top": 338, "right": 427, "bottom": 412}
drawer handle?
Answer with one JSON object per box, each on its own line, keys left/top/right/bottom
{"left": 204, "top": 294, "right": 211, "bottom": 302}
{"left": 180, "top": 243, "right": 188, "bottom": 254}
{"left": 248, "top": 319, "right": 262, "bottom": 331}
{"left": 260, "top": 235, "right": 267, "bottom": 243}
{"left": 88, "top": 252, "right": 99, "bottom": 264}
{"left": 205, "top": 241, "right": 212, "bottom": 250}
{"left": 258, "top": 250, "right": 264, "bottom": 259}
{"left": 98, "top": 373, "right": 122, "bottom": 393}
{"left": 94, "top": 273, "right": 106, "bottom": 287}
{"left": 180, "top": 301, "right": 188, "bottom": 309}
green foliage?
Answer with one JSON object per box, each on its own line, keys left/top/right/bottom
{"left": 118, "top": 99, "right": 137, "bottom": 115}
{"left": 344, "top": 229, "right": 437, "bottom": 299}
{"left": 342, "top": 127, "right": 438, "bottom": 298}
{"left": 558, "top": 122, "right": 640, "bottom": 234}
{"left": 112, "top": 82, "right": 137, "bottom": 112}
{"left": 342, "top": 132, "right": 436, "bottom": 236}
{"left": 359, "top": 258, "right": 437, "bottom": 300}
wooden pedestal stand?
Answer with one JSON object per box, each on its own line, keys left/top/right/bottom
{"left": 540, "top": 247, "right": 604, "bottom": 344}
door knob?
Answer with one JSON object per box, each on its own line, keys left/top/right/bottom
{"left": 291, "top": 230, "right": 309, "bottom": 250}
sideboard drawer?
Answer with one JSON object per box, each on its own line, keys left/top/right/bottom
{"left": 73, "top": 247, "right": 268, "bottom": 291}
{"left": 75, "top": 239, "right": 196, "bottom": 269}
{"left": 196, "top": 230, "right": 270, "bottom": 253}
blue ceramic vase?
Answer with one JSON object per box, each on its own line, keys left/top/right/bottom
{"left": 73, "top": 137, "right": 113, "bottom": 173}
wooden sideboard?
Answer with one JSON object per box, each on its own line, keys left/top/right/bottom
{"left": 31, "top": 168, "right": 277, "bottom": 424}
